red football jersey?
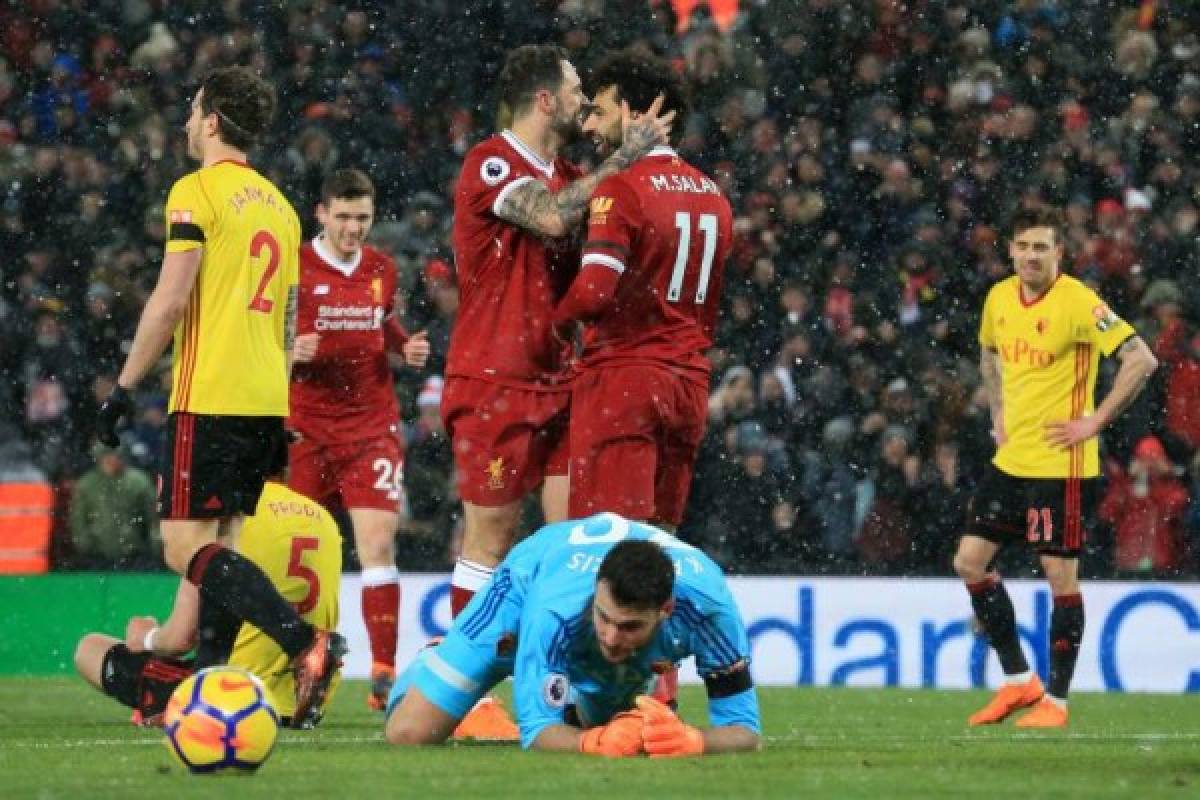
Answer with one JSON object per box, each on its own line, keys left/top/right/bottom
{"left": 578, "top": 147, "right": 733, "bottom": 379}
{"left": 289, "top": 238, "right": 401, "bottom": 442}
{"left": 448, "top": 131, "right": 583, "bottom": 388}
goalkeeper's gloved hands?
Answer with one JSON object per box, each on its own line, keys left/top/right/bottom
{"left": 636, "top": 696, "right": 705, "bottom": 758}
{"left": 96, "top": 385, "right": 135, "bottom": 447}
{"left": 578, "top": 710, "right": 645, "bottom": 757}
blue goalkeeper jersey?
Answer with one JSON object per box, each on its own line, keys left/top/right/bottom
{"left": 508, "top": 513, "right": 760, "bottom": 748}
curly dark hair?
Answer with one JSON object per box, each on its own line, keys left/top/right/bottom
{"left": 200, "top": 66, "right": 276, "bottom": 152}
{"left": 588, "top": 45, "right": 690, "bottom": 146}
{"left": 497, "top": 44, "right": 570, "bottom": 118}
{"left": 596, "top": 539, "right": 675, "bottom": 611}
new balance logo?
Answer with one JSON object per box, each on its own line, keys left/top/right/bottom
{"left": 203, "top": 495, "right": 223, "bottom": 511}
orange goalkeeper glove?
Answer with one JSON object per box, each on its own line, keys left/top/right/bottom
{"left": 636, "top": 696, "right": 705, "bottom": 758}
{"left": 578, "top": 710, "right": 645, "bottom": 757}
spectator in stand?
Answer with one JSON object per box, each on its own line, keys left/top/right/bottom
{"left": 22, "top": 304, "right": 85, "bottom": 479}
{"left": 718, "top": 421, "right": 796, "bottom": 574}
{"left": 385, "top": 191, "right": 449, "bottom": 279}
{"left": 1099, "top": 436, "right": 1190, "bottom": 579}
{"left": 1165, "top": 331, "right": 1200, "bottom": 454}
{"left": 858, "top": 377, "right": 930, "bottom": 464}
{"left": 1137, "top": 279, "right": 1186, "bottom": 355}
{"left": 919, "top": 439, "right": 971, "bottom": 575}
{"left": 857, "top": 424, "right": 924, "bottom": 573}
{"left": 707, "top": 365, "right": 757, "bottom": 430}
{"left": 407, "top": 258, "right": 457, "bottom": 378}
{"left": 797, "top": 416, "right": 861, "bottom": 572}
{"left": 67, "top": 441, "right": 158, "bottom": 570}
{"left": 76, "top": 282, "right": 126, "bottom": 376}
{"left": 403, "top": 376, "right": 456, "bottom": 566}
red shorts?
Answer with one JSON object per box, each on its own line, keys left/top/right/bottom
{"left": 568, "top": 365, "right": 708, "bottom": 526}
{"left": 288, "top": 426, "right": 406, "bottom": 512}
{"left": 441, "top": 376, "right": 570, "bottom": 506}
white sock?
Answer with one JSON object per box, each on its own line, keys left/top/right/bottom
{"left": 452, "top": 558, "right": 494, "bottom": 591}
{"left": 361, "top": 565, "right": 401, "bottom": 587}
{"left": 1045, "top": 694, "right": 1067, "bottom": 709}
{"left": 1004, "top": 671, "right": 1033, "bottom": 686}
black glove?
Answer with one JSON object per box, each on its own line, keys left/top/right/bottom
{"left": 96, "top": 385, "right": 135, "bottom": 447}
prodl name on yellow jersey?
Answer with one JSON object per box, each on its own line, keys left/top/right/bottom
{"left": 230, "top": 481, "right": 342, "bottom": 717}
{"left": 979, "top": 274, "right": 1135, "bottom": 479}
{"left": 164, "top": 160, "right": 301, "bottom": 416}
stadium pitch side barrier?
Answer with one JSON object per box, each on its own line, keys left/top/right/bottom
{"left": 3, "top": 574, "right": 1198, "bottom": 692}
{"left": 342, "top": 575, "right": 1200, "bottom": 693}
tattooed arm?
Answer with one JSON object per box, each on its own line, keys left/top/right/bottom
{"left": 284, "top": 283, "right": 298, "bottom": 378}
{"left": 980, "top": 346, "right": 1006, "bottom": 445}
{"left": 1045, "top": 335, "right": 1158, "bottom": 448}
{"left": 496, "top": 98, "right": 674, "bottom": 237}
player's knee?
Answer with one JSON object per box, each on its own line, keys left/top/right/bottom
{"left": 74, "top": 634, "right": 107, "bottom": 683}
{"left": 472, "top": 504, "right": 520, "bottom": 533}
{"left": 1041, "top": 561, "right": 1079, "bottom": 594}
{"left": 464, "top": 509, "right": 519, "bottom": 562}
{"left": 385, "top": 712, "right": 435, "bottom": 746}
{"left": 72, "top": 636, "right": 91, "bottom": 676}
{"left": 161, "top": 526, "right": 215, "bottom": 575}
{"left": 356, "top": 535, "right": 396, "bottom": 568}
{"left": 161, "top": 536, "right": 197, "bottom": 575}
{"left": 952, "top": 551, "right": 985, "bottom": 582}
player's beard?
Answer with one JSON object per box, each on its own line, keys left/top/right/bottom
{"left": 591, "top": 129, "right": 622, "bottom": 159}
{"left": 552, "top": 107, "right": 585, "bottom": 149}
{"left": 598, "top": 641, "right": 627, "bottom": 663}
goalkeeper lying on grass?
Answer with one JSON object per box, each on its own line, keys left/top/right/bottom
{"left": 385, "top": 513, "right": 760, "bottom": 756}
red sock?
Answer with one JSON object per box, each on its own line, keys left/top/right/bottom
{"left": 451, "top": 586, "right": 474, "bottom": 618}
{"left": 450, "top": 558, "right": 494, "bottom": 618}
{"left": 361, "top": 582, "right": 400, "bottom": 670}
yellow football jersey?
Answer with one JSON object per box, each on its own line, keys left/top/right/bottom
{"left": 228, "top": 481, "right": 342, "bottom": 717}
{"left": 979, "top": 274, "right": 1136, "bottom": 479}
{"left": 163, "top": 160, "right": 301, "bottom": 415}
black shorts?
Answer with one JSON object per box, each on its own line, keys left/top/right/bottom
{"left": 966, "top": 462, "right": 1098, "bottom": 557}
{"left": 101, "top": 644, "right": 194, "bottom": 716}
{"left": 160, "top": 413, "right": 287, "bottom": 519}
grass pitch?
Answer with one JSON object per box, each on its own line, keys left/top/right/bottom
{"left": 1, "top": 678, "right": 1196, "bottom": 799}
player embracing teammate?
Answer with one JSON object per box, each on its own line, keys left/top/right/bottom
{"left": 288, "top": 168, "right": 430, "bottom": 711}
{"left": 441, "top": 43, "right": 673, "bottom": 735}
{"left": 558, "top": 47, "right": 731, "bottom": 532}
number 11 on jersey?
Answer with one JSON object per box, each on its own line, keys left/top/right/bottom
{"left": 667, "top": 212, "right": 719, "bottom": 304}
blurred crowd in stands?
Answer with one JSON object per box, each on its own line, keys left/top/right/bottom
{"left": 2, "top": 0, "right": 1199, "bottom": 578}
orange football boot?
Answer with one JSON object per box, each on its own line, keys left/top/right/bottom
{"left": 451, "top": 696, "right": 519, "bottom": 741}
{"left": 1015, "top": 697, "right": 1068, "bottom": 728}
{"left": 968, "top": 674, "right": 1044, "bottom": 725}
